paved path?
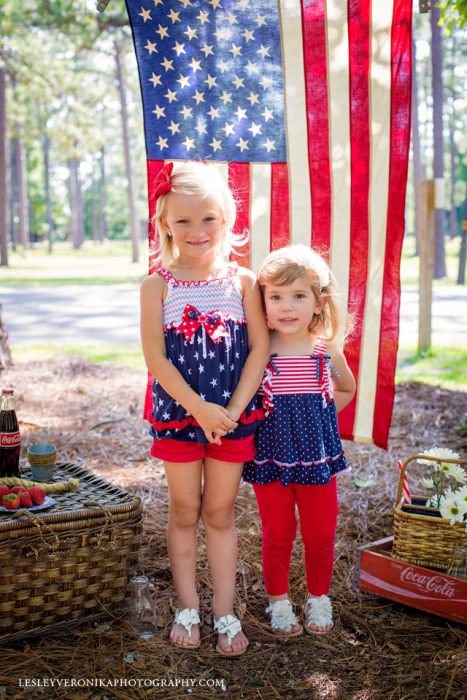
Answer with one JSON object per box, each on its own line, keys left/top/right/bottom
{"left": 1, "top": 283, "right": 466, "bottom": 348}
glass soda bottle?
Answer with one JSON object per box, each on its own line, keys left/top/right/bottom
{"left": 0, "top": 389, "right": 21, "bottom": 477}
{"left": 127, "top": 575, "right": 157, "bottom": 640}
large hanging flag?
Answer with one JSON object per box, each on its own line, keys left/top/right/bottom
{"left": 125, "top": 0, "right": 412, "bottom": 450}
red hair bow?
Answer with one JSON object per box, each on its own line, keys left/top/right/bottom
{"left": 153, "top": 162, "right": 173, "bottom": 200}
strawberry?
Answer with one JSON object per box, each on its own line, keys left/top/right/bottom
{"left": 10, "top": 485, "right": 26, "bottom": 494}
{"left": 2, "top": 493, "right": 20, "bottom": 509}
{"left": 27, "top": 486, "right": 46, "bottom": 505}
{"left": 19, "top": 491, "right": 33, "bottom": 508}
{"left": 0, "top": 485, "right": 10, "bottom": 498}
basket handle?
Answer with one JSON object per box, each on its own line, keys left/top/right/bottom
{"left": 395, "top": 453, "right": 467, "bottom": 506}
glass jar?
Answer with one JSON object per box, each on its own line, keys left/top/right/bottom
{"left": 447, "top": 547, "right": 467, "bottom": 580}
{"left": 127, "top": 575, "right": 157, "bottom": 639}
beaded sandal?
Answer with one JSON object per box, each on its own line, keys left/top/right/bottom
{"left": 171, "top": 608, "right": 201, "bottom": 648}
{"left": 303, "top": 595, "right": 334, "bottom": 635}
{"left": 213, "top": 614, "right": 247, "bottom": 656}
{"left": 266, "top": 599, "right": 303, "bottom": 637}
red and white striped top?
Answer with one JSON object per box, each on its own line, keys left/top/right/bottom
{"left": 264, "top": 345, "right": 332, "bottom": 397}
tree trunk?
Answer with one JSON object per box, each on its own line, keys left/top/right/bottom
{"left": 0, "top": 66, "right": 9, "bottom": 267}
{"left": 14, "top": 133, "right": 30, "bottom": 248}
{"left": 43, "top": 131, "right": 54, "bottom": 253}
{"left": 457, "top": 196, "right": 466, "bottom": 286}
{"left": 0, "top": 305, "right": 12, "bottom": 373}
{"left": 69, "top": 157, "right": 85, "bottom": 249}
{"left": 448, "top": 110, "right": 457, "bottom": 241}
{"left": 99, "top": 147, "right": 108, "bottom": 242}
{"left": 411, "top": 37, "right": 425, "bottom": 256}
{"left": 92, "top": 179, "right": 99, "bottom": 243}
{"left": 115, "top": 37, "right": 139, "bottom": 263}
{"left": 8, "top": 140, "right": 17, "bottom": 251}
{"left": 431, "top": 6, "right": 446, "bottom": 278}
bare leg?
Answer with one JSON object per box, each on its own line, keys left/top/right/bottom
{"left": 164, "top": 459, "right": 203, "bottom": 646}
{"left": 202, "top": 458, "right": 249, "bottom": 654}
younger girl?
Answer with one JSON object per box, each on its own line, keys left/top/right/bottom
{"left": 243, "top": 244, "right": 355, "bottom": 636}
{"left": 140, "top": 162, "right": 269, "bottom": 655}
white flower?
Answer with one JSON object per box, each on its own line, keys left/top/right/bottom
{"left": 454, "top": 485, "right": 467, "bottom": 503}
{"left": 448, "top": 464, "right": 467, "bottom": 483}
{"left": 439, "top": 496, "right": 466, "bottom": 525}
{"left": 421, "top": 478, "right": 434, "bottom": 490}
{"left": 418, "top": 447, "right": 460, "bottom": 468}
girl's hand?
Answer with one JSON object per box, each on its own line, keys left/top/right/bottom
{"left": 192, "top": 401, "right": 238, "bottom": 444}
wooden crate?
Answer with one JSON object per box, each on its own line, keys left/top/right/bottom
{"left": 354, "top": 537, "right": 467, "bottom": 625}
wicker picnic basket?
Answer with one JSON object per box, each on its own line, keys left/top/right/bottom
{"left": 392, "top": 454, "right": 467, "bottom": 572}
{"left": 0, "top": 462, "right": 143, "bottom": 644}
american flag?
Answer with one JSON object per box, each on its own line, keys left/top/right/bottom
{"left": 126, "top": 0, "right": 412, "bottom": 449}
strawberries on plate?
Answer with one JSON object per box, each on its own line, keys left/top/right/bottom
{"left": 19, "top": 491, "right": 33, "bottom": 508}
{"left": 27, "top": 486, "right": 46, "bottom": 505}
{"left": 2, "top": 493, "right": 20, "bottom": 509}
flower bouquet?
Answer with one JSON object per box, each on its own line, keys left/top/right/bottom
{"left": 418, "top": 448, "right": 467, "bottom": 524}
{"left": 392, "top": 448, "right": 467, "bottom": 572}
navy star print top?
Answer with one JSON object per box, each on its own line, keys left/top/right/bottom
{"left": 149, "top": 263, "right": 265, "bottom": 445}
{"left": 243, "top": 343, "right": 351, "bottom": 486}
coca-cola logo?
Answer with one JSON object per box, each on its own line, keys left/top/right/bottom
{"left": 0, "top": 432, "right": 20, "bottom": 447}
{"left": 400, "top": 566, "right": 456, "bottom": 598}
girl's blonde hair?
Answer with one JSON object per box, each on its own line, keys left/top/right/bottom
{"left": 258, "top": 244, "right": 346, "bottom": 341}
{"left": 152, "top": 161, "right": 248, "bottom": 268}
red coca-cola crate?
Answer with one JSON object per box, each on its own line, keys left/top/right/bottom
{"left": 354, "top": 536, "right": 467, "bottom": 625}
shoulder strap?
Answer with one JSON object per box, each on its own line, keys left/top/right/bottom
{"left": 155, "top": 266, "right": 175, "bottom": 285}
{"left": 313, "top": 340, "right": 327, "bottom": 357}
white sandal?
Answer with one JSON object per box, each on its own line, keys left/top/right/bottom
{"left": 171, "top": 608, "right": 201, "bottom": 648}
{"left": 303, "top": 595, "right": 334, "bottom": 635}
{"left": 213, "top": 614, "right": 247, "bottom": 656}
{"left": 266, "top": 599, "right": 303, "bottom": 637}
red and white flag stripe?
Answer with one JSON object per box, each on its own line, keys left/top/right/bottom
{"left": 398, "top": 459, "right": 412, "bottom": 505}
{"left": 145, "top": 1, "right": 412, "bottom": 449}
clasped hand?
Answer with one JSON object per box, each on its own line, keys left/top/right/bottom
{"left": 192, "top": 400, "right": 238, "bottom": 445}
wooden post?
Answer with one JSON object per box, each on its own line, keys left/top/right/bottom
{"left": 418, "top": 180, "right": 435, "bottom": 353}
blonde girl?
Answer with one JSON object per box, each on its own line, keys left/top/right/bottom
{"left": 140, "top": 161, "right": 269, "bottom": 655}
{"left": 243, "top": 244, "right": 355, "bottom": 636}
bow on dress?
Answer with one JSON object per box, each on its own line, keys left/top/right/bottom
{"left": 176, "top": 304, "right": 228, "bottom": 343}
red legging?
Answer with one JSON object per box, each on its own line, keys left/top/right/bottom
{"left": 252, "top": 479, "right": 338, "bottom": 596}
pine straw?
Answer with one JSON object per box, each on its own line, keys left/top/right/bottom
{"left": 0, "top": 356, "right": 466, "bottom": 700}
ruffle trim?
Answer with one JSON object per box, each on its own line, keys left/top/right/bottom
{"left": 243, "top": 456, "right": 351, "bottom": 486}
{"left": 252, "top": 450, "right": 345, "bottom": 469}
{"left": 156, "top": 262, "right": 238, "bottom": 287}
{"left": 150, "top": 406, "right": 266, "bottom": 432}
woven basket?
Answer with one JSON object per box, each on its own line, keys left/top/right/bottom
{"left": 0, "top": 462, "right": 143, "bottom": 644}
{"left": 393, "top": 454, "right": 467, "bottom": 572}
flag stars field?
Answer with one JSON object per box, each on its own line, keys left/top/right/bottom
{"left": 139, "top": 7, "right": 152, "bottom": 22}
{"left": 144, "top": 40, "right": 157, "bottom": 54}
{"left": 149, "top": 73, "right": 161, "bottom": 86}
{"left": 155, "top": 24, "right": 169, "bottom": 39}
{"left": 130, "top": 0, "right": 286, "bottom": 161}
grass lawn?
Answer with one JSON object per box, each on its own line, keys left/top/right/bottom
{"left": 12, "top": 343, "right": 146, "bottom": 370}
{"left": 396, "top": 346, "right": 467, "bottom": 388}
{"left": 0, "top": 240, "right": 148, "bottom": 285}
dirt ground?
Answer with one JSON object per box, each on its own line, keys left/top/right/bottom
{"left": 0, "top": 356, "right": 466, "bottom": 700}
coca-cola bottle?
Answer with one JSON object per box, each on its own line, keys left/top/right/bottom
{"left": 0, "top": 389, "right": 21, "bottom": 477}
